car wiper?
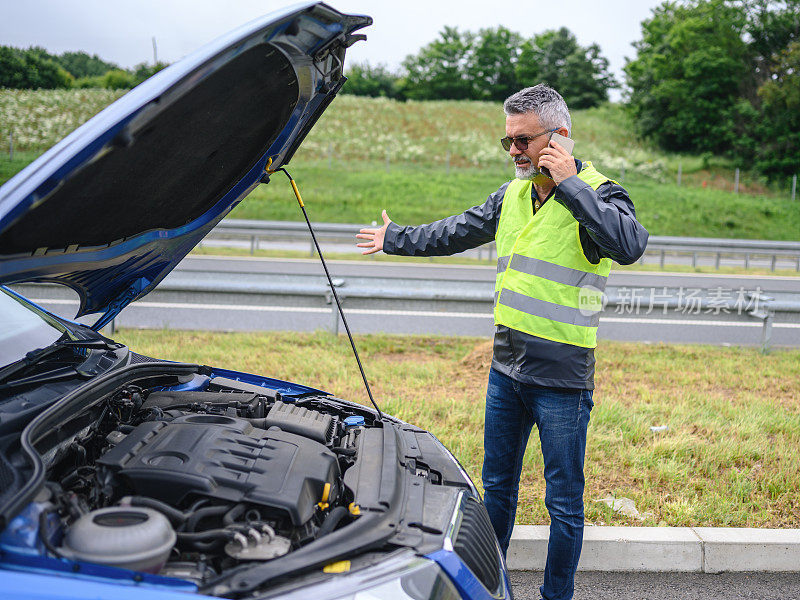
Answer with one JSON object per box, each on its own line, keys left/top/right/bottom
{"left": 0, "top": 338, "right": 120, "bottom": 386}
{"left": 0, "top": 365, "right": 96, "bottom": 392}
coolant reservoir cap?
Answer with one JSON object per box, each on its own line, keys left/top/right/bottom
{"left": 61, "top": 506, "right": 175, "bottom": 573}
{"left": 343, "top": 416, "right": 365, "bottom": 427}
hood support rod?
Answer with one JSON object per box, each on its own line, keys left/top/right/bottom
{"left": 272, "top": 165, "right": 384, "bottom": 422}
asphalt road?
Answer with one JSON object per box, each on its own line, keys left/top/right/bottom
{"left": 509, "top": 571, "right": 800, "bottom": 600}
{"left": 178, "top": 255, "right": 800, "bottom": 292}
{"left": 12, "top": 256, "right": 800, "bottom": 346}
{"left": 127, "top": 257, "right": 800, "bottom": 347}
{"left": 200, "top": 237, "right": 800, "bottom": 272}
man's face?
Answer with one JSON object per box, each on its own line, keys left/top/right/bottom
{"left": 505, "top": 112, "right": 556, "bottom": 180}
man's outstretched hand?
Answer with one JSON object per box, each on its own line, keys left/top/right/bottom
{"left": 356, "top": 210, "right": 392, "bottom": 255}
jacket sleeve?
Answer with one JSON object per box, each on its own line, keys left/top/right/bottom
{"left": 556, "top": 175, "right": 649, "bottom": 265}
{"left": 382, "top": 183, "right": 509, "bottom": 256}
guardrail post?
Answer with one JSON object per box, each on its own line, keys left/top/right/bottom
{"left": 8, "top": 130, "right": 12, "bottom": 160}
{"left": 677, "top": 161, "right": 682, "bottom": 186}
{"left": 715, "top": 252, "right": 721, "bottom": 269}
{"left": 792, "top": 174, "right": 797, "bottom": 202}
{"left": 748, "top": 292, "right": 775, "bottom": 354}
{"left": 745, "top": 253, "right": 750, "bottom": 269}
{"left": 760, "top": 310, "right": 774, "bottom": 354}
{"left": 250, "top": 235, "right": 256, "bottom": 255}
{"left": 325, "top": 279, "right": 345, "bottom": 335}
{"left": 734, "top": 168, "right": 739, "bottom": 194}
{"left": 660, "top": 250, "right": 665, "bottom": 269}
{"left": 770, "top": 255, "right": 777, "bottom": 272}
{"left": 692, "top": 252, "right": 697, "bottom": 268}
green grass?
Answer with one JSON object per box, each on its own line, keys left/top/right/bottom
{"left": 235, "top": 159, "right": 800, "bottom": 241}
{"left": 112, "top": 329, "right": 800, "bottom": 528}
{"left": 2, "top": 91, "right": 798, "bottom": 241}
{"left": 0, "top": 151, "right": 40, "bottom": 186}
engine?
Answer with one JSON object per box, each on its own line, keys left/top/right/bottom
{"left": 36, "top": 378, "right": 369, "bottom": 585}
{"left": 98, "top": 411, "right": 341, "bottom": 527}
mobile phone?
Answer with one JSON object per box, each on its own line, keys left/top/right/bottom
{"left": 540, "top": 132, "right": 575, "bottom": 178}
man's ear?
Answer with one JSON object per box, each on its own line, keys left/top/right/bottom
{"left": 558, "top": 127, "right": 570, "bottom": 138}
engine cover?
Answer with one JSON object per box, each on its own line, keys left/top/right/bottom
{"left": 97, "top": 414, "right": 339, "bottom": 526}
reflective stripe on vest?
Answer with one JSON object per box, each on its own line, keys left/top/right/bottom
{"left": 493, "top": 162, "right": 615, "bottom": 348}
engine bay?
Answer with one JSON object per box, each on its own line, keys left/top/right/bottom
{"left": 20, "top": 372, "right": 389, "bottom": 592}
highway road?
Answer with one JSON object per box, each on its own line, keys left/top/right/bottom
{"left": 199, "top": 236, "right": 800, "bottom": 272}
{"left": 12, "top": 256, "right": 800, "bottom": 347}
{"left": 510, "top": 570, "right": 800, "bottom": 599}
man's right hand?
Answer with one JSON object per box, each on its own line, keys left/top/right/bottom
{"left": 356, "top": 210, "right": 392, "bottom": 255}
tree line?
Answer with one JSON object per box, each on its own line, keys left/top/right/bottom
{"left": 624, "top": 0, "right": 799, "bottom": 182}
{"left": 344, "top": 1, "right": 797, "bottom": 183}
{"left": 343, "top": 26, "right": 615, "bottom": 109}
{"left": 0, "top": 47, "right": 167, "bottom": 90}
{"left": 2, "top": 1, "right": 797, "bottom": 182}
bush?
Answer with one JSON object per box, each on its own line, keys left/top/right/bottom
{"left": 73, "top": 75, "right": 105, "bottom": 89}
{"left": 101, "top": 69, "right": 134, "bottom": 90}
{"left": 132, "top": 61, "right": 169, "bottom": 86}
{"left": 0, "top": 46, "right": 73, "bottom": 89}
{"left": 341, "top": 62, "right": 403, "bottom": 99}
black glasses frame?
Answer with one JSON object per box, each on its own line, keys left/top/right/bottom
{"left": 500, "top": 128, "right": 558, "bottom": 152}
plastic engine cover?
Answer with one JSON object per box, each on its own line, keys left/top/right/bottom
{"left": 263, "top": 401, "right": 334, "bottom": 444}
{"left": 97, "top": 414, "right": 339, "bottom": 525}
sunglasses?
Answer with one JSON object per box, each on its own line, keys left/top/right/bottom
{"left": 500, "top": 128, "right": 558, "bottom": 152}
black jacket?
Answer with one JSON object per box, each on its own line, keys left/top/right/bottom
{"left": 383, "top": 159, "right": 649, "bottom": 389}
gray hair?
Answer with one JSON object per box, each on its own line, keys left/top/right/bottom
{"left": 503, "top": 84, "right": 572, "bottom": 136}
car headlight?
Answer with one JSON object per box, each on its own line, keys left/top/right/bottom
{"left": 273, "top": 552, "right": 461, "bottom": 600}
{"left": 339, "top": 558, "right": 460, "bottom": 600}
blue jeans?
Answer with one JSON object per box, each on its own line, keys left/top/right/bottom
{"left": 482, "top": 368, "right": 593, "bottom": 600}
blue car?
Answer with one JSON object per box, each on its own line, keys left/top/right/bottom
{"left": 0, "top": 3, "right": 511, "bottom": 599}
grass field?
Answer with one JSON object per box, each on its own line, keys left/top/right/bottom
{"left": 237, "top": 159, "right": 800, "bottom": 241}
{"left": 2, "top": 91, "right": 798, "bottom": 241}
{"left": 113, "top": 329, "right": 800, "bottom": 529}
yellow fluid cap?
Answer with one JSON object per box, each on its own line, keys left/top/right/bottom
{"left": 321, "top": 483, "right": 331, "bottom": 503}
{"left": 323, "top": 560, "right": 351, "bottom": 574}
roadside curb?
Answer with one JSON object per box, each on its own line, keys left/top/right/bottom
{"left": 507, "top": 525, "right": 800, "bottom": 573}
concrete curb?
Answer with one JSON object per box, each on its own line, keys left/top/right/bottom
{"left": 507, "top": 525, "right": 800, "bottom": 573}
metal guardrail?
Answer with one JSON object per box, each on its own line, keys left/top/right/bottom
{"left": 206, "top": 219, "right": 800, "bottom": 271}
{"left": 147, "top": 273, "right": 796, "bottom": 352}
{"left": 12, "top": 271, "right": 799, "bottom": 351}
{"left": 646, "top": 236, "right": 800, "bottom": 271}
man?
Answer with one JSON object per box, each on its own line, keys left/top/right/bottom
{"left": 356, "top": 84, "right": 648, "bottom": 600}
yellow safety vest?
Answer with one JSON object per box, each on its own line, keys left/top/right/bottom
{"left": 494, "top": 162, "right": 614, "bottom": 348}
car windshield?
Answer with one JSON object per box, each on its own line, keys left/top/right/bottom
{"left": 0, "top": 288, "right": 67, "bottom": 368}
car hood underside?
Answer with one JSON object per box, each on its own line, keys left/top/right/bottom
{"left": 0, "top": 2, "right": 370, "bottom": 330}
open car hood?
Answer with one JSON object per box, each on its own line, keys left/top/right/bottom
{"left": 0, "top": 2, "right": 370, "bottom": 330}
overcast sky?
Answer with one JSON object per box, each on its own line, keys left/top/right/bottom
{"left": 2, "top": 0, "right": 666, "bottom": 98}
